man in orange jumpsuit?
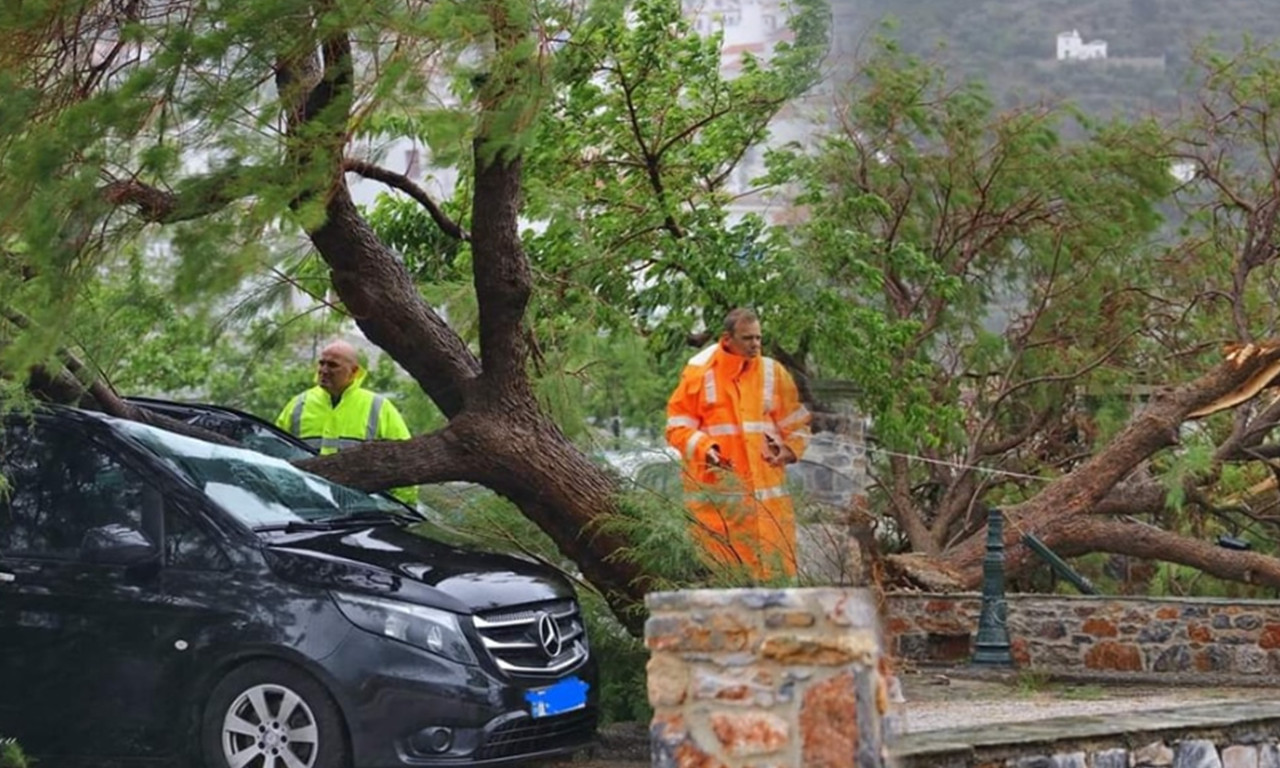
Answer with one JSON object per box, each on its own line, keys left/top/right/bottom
{"left": 665, "top": 308, "right": 811, "bottom": 579}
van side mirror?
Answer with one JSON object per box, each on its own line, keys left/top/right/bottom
{"left": 79, "top": 524, "right": 157, "bottom": 566}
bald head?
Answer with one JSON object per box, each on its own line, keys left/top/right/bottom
{"left": 317, "top": 340, "right": 361, "bottom": 397}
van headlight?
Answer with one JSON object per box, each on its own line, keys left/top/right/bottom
{"left": 333, "top": 592, "right": 477, "bottom": 665}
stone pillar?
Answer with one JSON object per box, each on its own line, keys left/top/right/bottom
{"left": 791, "top": 380, "right": 869, "bottom": 584}
{"left": 646, "top": 587, "right": 890, "bottom": 768}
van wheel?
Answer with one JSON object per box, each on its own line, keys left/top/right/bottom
{"left": 201, "top": 660, "right": 348, "bottom": 768}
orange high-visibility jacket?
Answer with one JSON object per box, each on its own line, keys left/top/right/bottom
{"left": 665, "top": 342, "right": 811, "bottom": 577}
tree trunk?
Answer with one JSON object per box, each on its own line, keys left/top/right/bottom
{"left": 279, "top": 25, "right": 656, "bottom": 634}
{"left": 940, "top": 342, "right": 1280, "bottom": 588}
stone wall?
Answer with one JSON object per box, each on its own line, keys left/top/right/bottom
{"left": 886, "top": 592, "right": 1280, "bottom": 676}
{"left": 790, "top": 402, "right": 868, "bottom": 583}
{"left": 894, "top": 702, "right": 1280, "bottom": 768}
{"left": 645, "top": 587, "right": 890, "bottom": 767}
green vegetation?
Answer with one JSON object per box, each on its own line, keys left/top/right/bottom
{"left": 0, "top": 740, "right": 27, "bottom": 768}
{"left": 1010, "top": 670, "right": 1110, "bottom": 700}
{"left": 1012, "top": 669, "right": 1053, "bottom": 696}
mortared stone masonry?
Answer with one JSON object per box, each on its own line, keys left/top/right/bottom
{"left": 885, "top": 592, "right": 1280, "bottom": 677}
{"left": 645, "top": 587, "right": 890, "bottom": 768}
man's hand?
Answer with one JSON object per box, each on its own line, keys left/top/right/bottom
{"left": 707, "top": 445, "right": 732, "bottom": 470}
{"left": 763, "top": 436, "right": 796, "bottom": 467}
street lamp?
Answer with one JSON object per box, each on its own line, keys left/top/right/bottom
{"left": 972, "top": 506, "right": 1013, "bottom": 666}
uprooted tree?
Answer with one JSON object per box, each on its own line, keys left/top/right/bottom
{"left": 789, "top": 40, "right": 1280, "bottom": 593}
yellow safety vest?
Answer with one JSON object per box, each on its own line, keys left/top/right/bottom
{"left": 276, "top": 372, "right": 415, "bottom": 504}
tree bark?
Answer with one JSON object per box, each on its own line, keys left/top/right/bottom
{"left": 940, "top": 342, "right": 1280, "bottom": 587}
{"left": 1053, "top": 516, "right": 1280, "bottom": 588}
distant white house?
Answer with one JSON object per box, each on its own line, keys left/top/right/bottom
{"left": 1057, "top": 30, "right": 1108, "bottom": 61}
{"left": 1170, "top": 160, "right": 1198, "bottom": 184}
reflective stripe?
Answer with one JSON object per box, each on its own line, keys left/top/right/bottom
{"left": 367, "top": 395, "right": 385, "bottom": 440}
{"left": 686, "top": 490, "right": 747, "bottom": 503}
{"left": 707, "top": 424, "right": 741, "bottom": 436}
{"left": 779, "top": 406, "right": 810, "bottom": 427}
{"left": 688, "top": 487, "right": 789, "bottom": 502}
{"left": 742, "top": 421, "right": 772, "bottom": 433}
{"left": 689, "top": 344, "right": 717, "bottom": 366}
{"left": 290, "top": 397, "right": 306, "bottom": 436}
{"left": 762, "top": 357, "right": 776, "bottom": 411}
{"left": 302, "top": 437, "right": 323, "bottom": 449}
{"left": 703, "top": 369, "right": 717, "bottom": 404}
{"left": 685, "top": 430, "right": 708, "bottom": 460}
{"left": 667, "top": 416, "right": 699, "bottom": 429}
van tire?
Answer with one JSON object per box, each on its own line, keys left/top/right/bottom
{"left": 201, "top": 660, "right": 349, "bottom": 768}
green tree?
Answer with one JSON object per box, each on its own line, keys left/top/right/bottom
{"left": 0, "top": 0, "right": 827, "bottom": 631}
{"left": 788, "top": 40, "right": 1280, "bottom": 593}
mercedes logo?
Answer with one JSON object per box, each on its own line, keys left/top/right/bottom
{"left": 536, "top": 612, "right": 563, "bottom": 659}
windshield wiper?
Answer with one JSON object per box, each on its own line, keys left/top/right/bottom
{"left": 253, "top": 509, "right": 419, "bottom": 534}
{"left": 312, "top": 509, "right": 419, "bottom": 526}
{"left": 253, "top": 520, "right": 344, "bottom": 533}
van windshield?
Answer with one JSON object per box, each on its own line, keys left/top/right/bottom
{"left": 113, "top": 419, "right": 408, "bottom": 527}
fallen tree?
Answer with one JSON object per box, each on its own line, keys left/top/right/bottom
{"left": 919, "top": 342, "right": 1280, "bottom": 589}
{"left": 0, "top": 0, "right": 826, "bottom": 635}
{"left": 792, "top": 41, "right": 1280, "bottom": 596}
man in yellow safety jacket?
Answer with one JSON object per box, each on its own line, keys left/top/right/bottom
{"left": 665, "top": 308, "right": 811, "bottom": 579}
{"left": 277, "top": 339, "right": 417, "bottom": 505}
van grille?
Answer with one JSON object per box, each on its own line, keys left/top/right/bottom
{"left": 472, "top": 599, "right": 589, "bottom": 677}
{"left": 475, "top": 708, "right": 597, "bottom": 760}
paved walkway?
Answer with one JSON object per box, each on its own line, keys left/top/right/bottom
{"left": 896, "top": 670, "right": 1275, "bottom": 733}
{"left": 535, "top": 670, "right": 1279, "bottom": 767}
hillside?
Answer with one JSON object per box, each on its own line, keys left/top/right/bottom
{"left": 837, "top": 0, "right": 1280, "bottom": 118}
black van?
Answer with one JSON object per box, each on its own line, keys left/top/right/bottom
{"left": 0, "top": 406, "right": 597, "bottom": 767}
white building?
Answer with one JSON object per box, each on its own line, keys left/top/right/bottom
{"left": 1057, "top": 30, "right": 1108, "bottom": 61}
{"left": 682, "top": 0, "right": 842, "bottom": 224}
{"left": 348, "top": 2, "right": 840, "bottom": 225}
{"left": 684, "top": 0, "right": 790, "bottom": 74}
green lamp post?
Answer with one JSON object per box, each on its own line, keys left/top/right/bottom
{"left": 972, "top": 506, "right": 1013, "bottom": 666}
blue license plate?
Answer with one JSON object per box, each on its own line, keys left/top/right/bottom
{"left": 525, "top": 675, "right": 589, "bottom": 718}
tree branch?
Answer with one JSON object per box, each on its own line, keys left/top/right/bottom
{"left": 25, "top": 358, "right": 239, "bottom": 448}
{"left": 1052, "top": 516, "right": 1280, "bottom": 589}
{"left": 342, "top": 158, "right": 468, "bottom": 241}
{"left": 101, "top": 170, "right": 248, "bottom": 224}
{"left": 271, "top": 10, "right": 479, "bottom": 417}
{"left": 295, "top": 426, "right": 476, "bottom": 489}
{"left": 468, "top": 5, "right": 540, "bottom": 391}
{"left": 943, "top": 340, "right": 1280, "bottom": 578}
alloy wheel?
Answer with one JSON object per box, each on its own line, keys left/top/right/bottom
{"left": 220, "top": 682, "right": 320, "bottom": 768}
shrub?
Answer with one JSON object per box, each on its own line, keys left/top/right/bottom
{"left": 0, "top": 739, "right": 28, "bottom": 768}
{"left": 579, "top": 591, "right": 653, "bottom": 725}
